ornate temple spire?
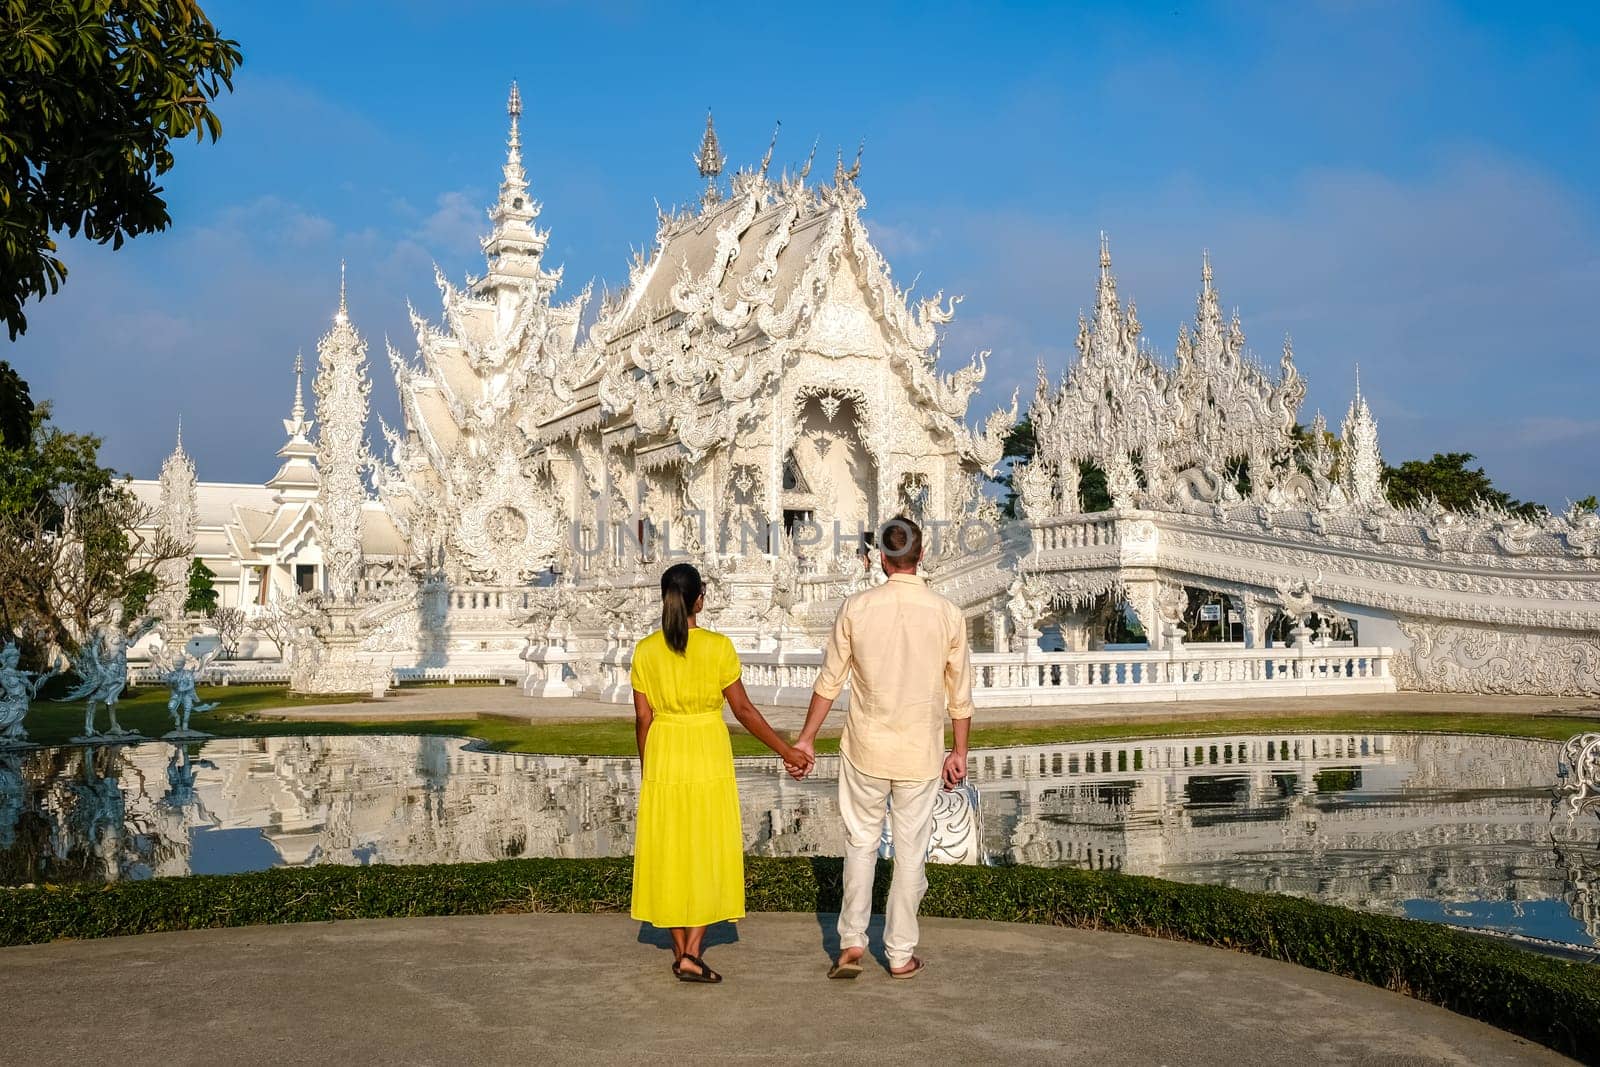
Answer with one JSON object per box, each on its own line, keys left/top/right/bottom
{"left": 154, "top": 420, "right": 198, "bottom": 625}
{"left": 158, "top": 420, "right": 197, "bottom": 544}
{"left": 695, "top": 109, "right": 725, "bottom": 206}
{"left": 482, "top": 81, "right": 550, "bottom": 284}
{"left": 335, "top": 260, "right": 349, "bottom": 325}
{"left": 271, "top": 350, "right": 319, "bottom": 502}
{"left": 758, "top": 120, "right": 780, "bottom": 179}
{"left": 1089, "top": 232, "right": 1125, "bottom": 347}
{"left": 291, "top": 350, "right": 306, "bottom": 426}
{"left": 834, "top": 140, "right": 863, "bottom": 185}
{"left": 313, "top": 269, "right": 372, "bottom": 600}
{"left": 1341, "top": 365, "right": 1386, "bottom": 510}
{"left": 1194, "top": 250, "right": 1224, "bottom": 349}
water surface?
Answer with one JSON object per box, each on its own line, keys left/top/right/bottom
{"left": 2, "top": 732, "right": 1596, "bottom": 949}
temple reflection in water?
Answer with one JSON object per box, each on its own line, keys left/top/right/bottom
{"left": 2, "top": 732, "right": 1596, "bottom": 948}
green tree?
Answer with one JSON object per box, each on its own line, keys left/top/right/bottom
{"left": 0, "top": 0, "right": 242, "bottom": 337}
{"left": 0, "top": 406, "right": 183, "bottom": 662}
{"left": 183, "top": 556, "right": 216, "bottom": 614}
{"left": 1573, "top": 495, "right": 1598, "bottom": 513}
{"left": 0, "top": 360, "right": 32, "bottom": 447}
{"left": 991, "top": 413, "right": 1112, "bottom": 515}
{"left": 1384, "top": 452, "right": 1541, "bottom": 519}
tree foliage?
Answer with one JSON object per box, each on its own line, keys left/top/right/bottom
{"left": 0, "top": 358, "right": 32, "bottom": 446}
{"left": 0, "top": 0, "right": 242, "bottom": 337}
{"left": 183, "top": 555, "right": 216, "bottom": 614}
{"left": 991, "top": 413, "right": 1112, "bottom": 515}
{"left": 0, "top": 407, "right": 183, "bottom": 663}
{"left": 1384, "top": 452, "right": 1541, "bottom": 519}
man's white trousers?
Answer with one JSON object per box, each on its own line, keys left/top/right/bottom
{"left": 836, "top": 756, "right": 941, "bottom": 968}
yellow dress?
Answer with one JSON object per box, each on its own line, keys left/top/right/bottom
{"left": 629, "top": 627, "right": 745, "bottom": 928}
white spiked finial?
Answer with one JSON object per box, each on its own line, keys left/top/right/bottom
{"left": 335, "top": 260, "right": 348, "bottom": 325}
{"left": 759, "top": 120, "right": 781, "bottom": 178}
{"left": 695, "top": 109, "right": 725, "bottom": 181}
{"left": 175, "top": 413, "right": 183, "bottom": 451}
{"left": 291, "top": 350, "right": 306, "bottom": 424}
{"left": 799, "top": 136, "right": 818, "bottom": 181}
{"left": 506, "top": 80, "right": 523, "bottom": 159}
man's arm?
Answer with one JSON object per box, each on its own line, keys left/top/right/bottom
{"left": 796, "top": 603, "right": 853, "bottom": 769}
{"left": 942, "top": 604, "right": 974, "bottom": 789}
{"left": 942, "top": 717, "right": 970, "bottom": 789}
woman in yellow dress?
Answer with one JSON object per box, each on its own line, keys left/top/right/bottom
{"left": 631, "top": 562, "right": 812, "bottom": 983}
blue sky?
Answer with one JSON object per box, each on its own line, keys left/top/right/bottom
{"left": 8, "top": 0, "right": 1600, "bottom": 505}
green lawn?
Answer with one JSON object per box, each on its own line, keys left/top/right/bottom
{"left": 23, "top": 686, "right": 1600, "bottom": 755}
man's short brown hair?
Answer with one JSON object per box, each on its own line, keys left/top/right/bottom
{"left": 881, "top": 515, "right": 922, "bottom": 565}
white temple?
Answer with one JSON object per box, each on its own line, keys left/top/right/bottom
{"left": 130, "top": 86, "right": 1600, "bottom": 698}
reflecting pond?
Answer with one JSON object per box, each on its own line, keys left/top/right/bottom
{"left": 2, "top": 731, "right": 1597, "bottom": 950}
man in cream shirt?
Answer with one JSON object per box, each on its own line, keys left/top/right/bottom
{"left": 792, "top": 516, "right": 974, "bottom": 980}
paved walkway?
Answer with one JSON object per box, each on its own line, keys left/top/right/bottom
{"left": 1, "top": 913, "right": 1567, "bottom": 1065}
{"left": 269, "top": 685, "right": 1597, "bottom": 734}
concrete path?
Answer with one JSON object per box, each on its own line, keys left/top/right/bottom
{"left": 269, "top": 684, "right": 1597, "bottom": 735}
{"left": 1, "top": 913, "right": 1569, "bottom": 1065}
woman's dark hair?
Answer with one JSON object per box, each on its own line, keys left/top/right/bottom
{"left": 660, "top": 563, "right": 704, "bottom": 654}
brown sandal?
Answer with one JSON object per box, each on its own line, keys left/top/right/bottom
{"left": 827, "top": 951, "right": 864, "bottom": 980}
{"left": 889, "top": 956, "right": 924, "bottom": 980}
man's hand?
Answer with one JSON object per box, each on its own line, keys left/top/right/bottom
{"left": 787, "top": 738, "right": 817, "bottom": 780}
{"left": 941, "top": 749, "right": 968, "bottom": 791}
{"left": 782, "top": 742, "right": 814, "bottom": 781}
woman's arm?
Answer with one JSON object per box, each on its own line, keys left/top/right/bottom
{"left": 633, "top": 688, "right": 654, "bottom": 775}
{"left": 723, "top": 679, "right": 812, "bottom": 773}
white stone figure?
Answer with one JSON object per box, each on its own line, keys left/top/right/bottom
{"left": 0, "top": 753, "right": 22, "bottom": 850}
{"left": 1556, "top": 733, "right": 1600, "bottom": 822}
{"left": 0, "top": 641, "right": 61, "bottom": 749}
{"left": 155, "top": 638, "right": 222, "bottom": 738}
{"left": 880, "top": 781, "right": 983, "bottom": 865}
{"left": 1012, "top": 458, "right": 1055, "bottom": 521}
{"left": 1005, "top": 575, "right": 1050, "bottom": 652}
{"left": 62, "top": 603, "right": 158, "bottom": 743}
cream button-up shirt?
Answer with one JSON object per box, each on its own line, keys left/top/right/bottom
{"left": 813, "top": 572, "right": 975, "bottom": 782}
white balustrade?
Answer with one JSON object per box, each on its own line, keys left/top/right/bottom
{"left": 558, "top": 642, "right": 1395, "bottom": 705}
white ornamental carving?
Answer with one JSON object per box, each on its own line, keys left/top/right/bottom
{"left": 313, "top": 267, "right": 371, "bottom": 603}
{"left": 454, "top": 446, "right": 563, "bottom": 585}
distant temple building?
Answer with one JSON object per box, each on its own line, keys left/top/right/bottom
{"left": 131, "top": 85, "right": 1600, "bottom": 696}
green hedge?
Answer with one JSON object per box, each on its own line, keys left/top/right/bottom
{"left": 4, "top": 858, "right": 1597, "bottom": 1061}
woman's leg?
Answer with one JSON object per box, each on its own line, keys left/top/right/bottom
{"left": 684, "top": 925, "right": 707, "bottom": 961}
{"left": 675, "top": 925, "right": 715, "bottom": 977}
{"left": 670, "top": 927, "right": 688, "bottom": 963}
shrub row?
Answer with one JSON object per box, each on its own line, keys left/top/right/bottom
{"left": 4, "top": 858, "right": 1597, "bottom": 1062}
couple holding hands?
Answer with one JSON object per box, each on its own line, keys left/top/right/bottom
{"left": 630, "top": 516, "right": 974, "bottom": 983}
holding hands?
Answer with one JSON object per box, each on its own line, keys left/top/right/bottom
{"left": 784, "top": 738, "right": 817, "bottom": 781}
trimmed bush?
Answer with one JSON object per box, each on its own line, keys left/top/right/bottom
{"left": 3, "top": 858, "right": 1598, "bottom": 1061}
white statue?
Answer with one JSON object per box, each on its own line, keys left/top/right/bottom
{"left": 155, "top": 639, "right": 223, "bottom": 738}
{"left": 1557, "top": 733, "right": 1600, "bottom": 822}
{"left": 62, "top": 602, "right": 159, "bottom": 742}
{"left": 0, "top": 640, "right": 61, "bottom": 749}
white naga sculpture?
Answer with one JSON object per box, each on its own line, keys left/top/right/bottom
{"left": 154, "top": 639, "right": 223, "bottom": 738}
{"left": 1556, "top": 733, "right": 1600, "bottom": 822}
{"left": 0, "top": 640, "right": 61, "bottom": 749}
{"left": 62, "top": 602, "right": 159, "bottom": 742}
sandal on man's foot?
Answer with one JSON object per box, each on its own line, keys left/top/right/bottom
{"left": 827, "top": 951, "right": 864, "bottom": 980}
{"left": 889, "top": 956, "right": 924, "bottom": 980}
{"left": 674, "top": 954, "right": 722, "bottom": 984}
